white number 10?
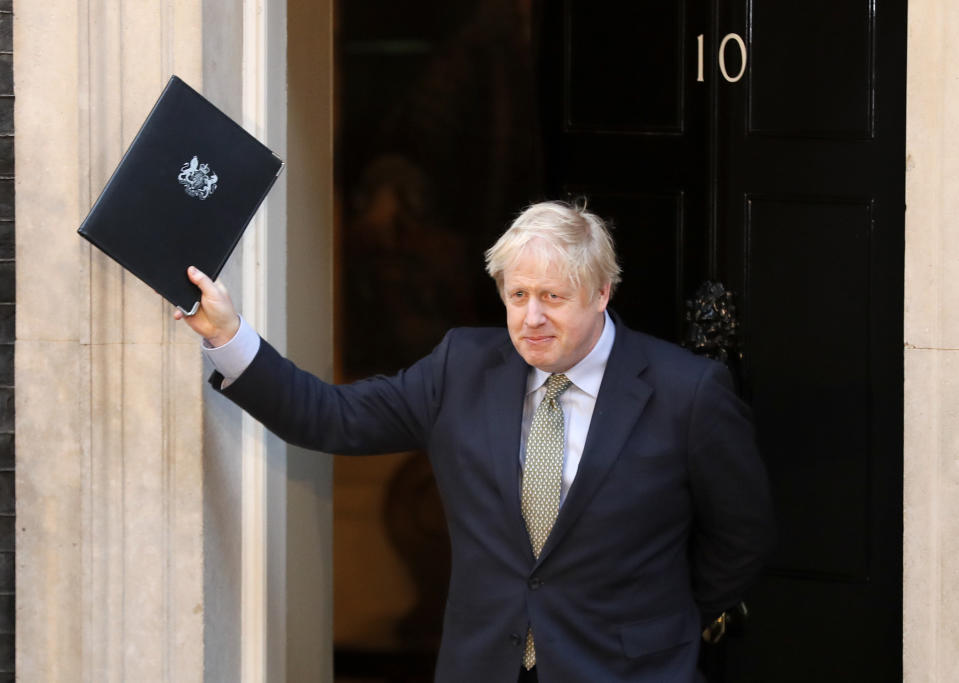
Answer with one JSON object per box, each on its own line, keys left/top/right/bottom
{"left": 697, "top": 33, "right": 747, "bottom": 83}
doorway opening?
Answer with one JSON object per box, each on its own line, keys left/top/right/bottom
{"left": 327, "top": 1, "right": 905, "bottom": 680}
{"left": 332, "top": 1, "right": 544, "bottom": 680}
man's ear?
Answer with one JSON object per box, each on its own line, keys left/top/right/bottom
{"left": 596, "top": 282, "right": 611, "bottom": 311}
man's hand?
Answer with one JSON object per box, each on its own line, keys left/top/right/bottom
{"left": 173, "top": 266, "right": 240, "bottom": 347}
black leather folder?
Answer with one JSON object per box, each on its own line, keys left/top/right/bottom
{"left": 78, "top": 75, "right": 284, "bottom": 315}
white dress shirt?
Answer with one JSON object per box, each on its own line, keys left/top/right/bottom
{"left": 202, "top": 315, "right": 260, "bottom": 388}
{"left": 519, "top": 311, "right": 615, "bottom": 505}
{"left": 204, "top": 311, "right": 616, "bottom": 504}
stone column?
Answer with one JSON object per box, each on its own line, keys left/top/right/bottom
{"left": 904, "top": 1, "right": 959, "bottom": 681}
{"left": 15, "top": 1, "right": 205, "bottom": 681}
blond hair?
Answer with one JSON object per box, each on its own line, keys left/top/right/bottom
{"left": 484, "top": 201, "right": 621, "bottom": 299}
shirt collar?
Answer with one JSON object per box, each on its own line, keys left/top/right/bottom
{"left": 527, "top": 310, "right": 616, "bottom": 397}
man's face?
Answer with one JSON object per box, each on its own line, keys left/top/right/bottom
{"left": 502, "top": 247, "right": 610, "bottom": 373}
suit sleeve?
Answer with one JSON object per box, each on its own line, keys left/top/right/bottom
{"left": 686, "top": 361, "right": 776, "bottom": 618}
{"left": 209, "top": 329, "right": 454, "bottom": 454}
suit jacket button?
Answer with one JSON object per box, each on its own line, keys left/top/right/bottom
{"left": 510, "top": 633, "right": 523, "bottom": 646}
{"left": 528, "top": 577, "right": 543, "bottom": 590}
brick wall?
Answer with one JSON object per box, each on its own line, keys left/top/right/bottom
{"left": 0, "top": 0, "right": 13, "bottom": 680}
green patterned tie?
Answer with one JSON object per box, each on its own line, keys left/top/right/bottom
{"left": 521, "top": 373, "right": 572, "bottom": 670}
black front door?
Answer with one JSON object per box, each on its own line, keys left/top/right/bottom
{"left": 541, "top": 1, "right": 906, "bottom": 680}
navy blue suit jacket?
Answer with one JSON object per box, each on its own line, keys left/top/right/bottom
{"left": 214, "top": 319, "right": 775, "bottom": 683}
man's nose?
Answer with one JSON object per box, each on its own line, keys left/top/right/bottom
{"left": 525, "top": 299, "right": 546, "bottom": 326}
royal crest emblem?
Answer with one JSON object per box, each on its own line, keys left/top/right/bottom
{"left": 178, "top": 156, "right": 218, "bottom": 200}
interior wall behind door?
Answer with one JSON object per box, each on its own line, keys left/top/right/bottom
{"left": 333, "top": 0, "right": 544, "bottom": 677}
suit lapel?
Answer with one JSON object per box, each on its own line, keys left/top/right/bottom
{"left": 536, "top": 326, "right": 653, "bottom": 566}
{"left": 483, "top": 341, "right": 534, "bottom": 556}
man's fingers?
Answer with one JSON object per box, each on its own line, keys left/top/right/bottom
{"left": 187, "top": 266, "right": 218, "bottom": 296}
{"left": 181, "top": 265, "right": 238, "bottom": 344}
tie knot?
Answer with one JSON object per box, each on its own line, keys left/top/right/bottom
{"left": 544, "top": 373, "right": 572, "bottom": 402}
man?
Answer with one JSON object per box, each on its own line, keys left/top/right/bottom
{"left": 176, "top": 201, "right": 775, "bottom": 682}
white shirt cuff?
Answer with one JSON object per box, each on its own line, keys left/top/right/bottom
{"left": 202, "top": 315, "right": 261, "bottom": 387}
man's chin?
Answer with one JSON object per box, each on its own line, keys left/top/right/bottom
{"left": 518, "top": 349, "right": 558, "bottom": 372}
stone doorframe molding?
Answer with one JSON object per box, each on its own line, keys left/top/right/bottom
{"left": 15, "top": 0, "right": 206, "bottom": 680}
{"left": 15, "top": 0, "right": 208, "bottom": 680}
{"left": 903, "top": 1, "right": 959, "bottom": 681}
{"left": 14, "top": 0, "right": 291, "bottom": 681}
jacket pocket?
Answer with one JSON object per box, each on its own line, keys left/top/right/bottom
{"left": 619, "top": 609, "right": 698, "bottom": 659}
